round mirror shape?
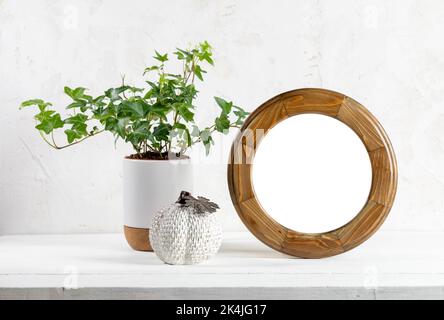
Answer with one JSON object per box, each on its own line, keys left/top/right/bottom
{"left": 252, "top": 114, "right": 372, "bottom": 233}
{"left": 228, "top": 88, "right": 398, "bottom": 258}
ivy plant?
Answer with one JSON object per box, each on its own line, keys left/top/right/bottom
{"left": 20, "top": 41, "right": 248, "bottom": 159}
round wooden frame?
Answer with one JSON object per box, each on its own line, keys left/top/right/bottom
{"left": 227, "top": 88, "right": 397, "bottom": 258}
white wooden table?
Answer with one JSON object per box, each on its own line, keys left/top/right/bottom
{"left": 0, "top": 231, "right": 443, "bottom": 299}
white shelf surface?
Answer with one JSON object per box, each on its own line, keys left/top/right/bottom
{"left": 1, "top": 231, "right": 444, "bottom": 299}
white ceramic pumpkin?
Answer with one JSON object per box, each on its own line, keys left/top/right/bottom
{"left": 149, "top": 191, "right": 222, "bottom": 265}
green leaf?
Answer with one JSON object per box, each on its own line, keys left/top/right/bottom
{"left": 199, "top": 40, "right": 212, "bottom": 52}
{"left": 153, "top": 123, "right": 172, "bottom": 141}
{"left": 21, "top": 99, "right": 45, "bottom": 108}
{"left": 34, "top": 110, "right": 56, "bottom": 122}
{"left": 64, "top": 86, "right": 73, "bottom": 98}
{"left": 65, "top": 114, "right": 88, "bottom": 136}
{"left": 143, "top": 66, "right": 159, "bottom": 75}
{"left": 191, "top": 125, "right": 200, "bottom": 137}
{"left": 35, "top": 114, "right": 64, "bottom": 134}
{"left": 173, "top": 123, "right": 186, "bottom": 130}
{"left": 66, "top": 100, "right": 86, "bottom": 109}
{"left": 20, "top": 99, "right": 53, "bottom": 112}
{"left": 104, "top": 117, "right": 118, "bottom": 131}
{"left": 153, "top": 50, "right": 168, "bottom": 63}
{"left": 174, "top": 48, "right": 192, "bottom": 62}
{"left": 120, "top": 100, "right": 149, "bottom": 118}
{"left": 145, "top": 82, "right": 158, "bottom": 91}
{"left": 150, "top": 104, "right": 168, "bottom": 121}
{"left": 233, "top": 106, "right": 249, "bottom": 125}
{"left": 214, "top": 96, "right": 232, "bottom": 114}
{"left": 174, "top": 50, "right": 185, "bottom": 60}
{"left": 173, "top": 123, "right": 191, "bottom": 146}
{"left": 200, "top": 128, "right": 212, "bottom": 143}
{"left": 233, "top": 106, "right": 249, "bottom": 117}
{"left": 73, "top": 87, "right": 86, "bottom": 99}
{"left": 125, "top": 124, "right": 152, "bottom": 146}
{"left": 184, "top": 127, "right": 192, "bottom": 146}
{"left": 193, "top": 65, "right": 206, "bottom": 81}
{"left": 65, "top": 86, "right": 87, "bottom": 100}
{"left": 82, "top": 94, "right": 93, "bottom": 102}
{"left": 203, "top": 55, "right": 214, "bottom": 65}
{"left": 93, "top": 95, "right": 106, "bottom": 105}
{"left": 105, "top": 86, "right": 130, "bottom": 101}
{"left": 178, "top": 104, "right": 194, "bottom": 122}
{"left": 64, "top": 129, "right": 82, "bottom": 143}
{"left": 51, "top": 114, "right": 65, "bottom": 129}
{"left": 215, "top": 114, "right": 230, "bottom": 133}
{"left": 65, "top": 113, "right": 88, "bottom": 125}
{"left": 129, "top": 86, "right": 144, "bottom": 93}
{"left": 200, "top": 128, "right": 214, "bottom": 155}
{"left": 116, "top": 117, "right": 130, "bottom": 138}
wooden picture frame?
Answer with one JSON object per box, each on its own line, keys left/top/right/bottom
{"left": 227, "top": 88, "right": 397, "bottom": 258}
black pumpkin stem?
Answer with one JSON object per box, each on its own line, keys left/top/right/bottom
{"left": 176, "top": 191, "right": 191, "bottom": 205}
{"left": 176, "top": 190, "right": 219, "bottom": 214}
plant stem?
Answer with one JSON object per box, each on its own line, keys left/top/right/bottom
{"left": 40, "top": 129, "right": 105, "bottom": 150}
{"left": 168, "top": 111, "right": 180, "bottom": 152}
{"left": 191, "top": 62, "right": 195, "bottom": 84}
{"left": 38, "top": 130, "right": 58, "bottom": 149}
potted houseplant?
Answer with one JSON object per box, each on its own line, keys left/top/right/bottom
{"left": 20, "top": 41, "right": 248, "bottom": 251}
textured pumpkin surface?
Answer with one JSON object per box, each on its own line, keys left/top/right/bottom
{"left": 150, "top": 204, "right": 222, "bottom": 265}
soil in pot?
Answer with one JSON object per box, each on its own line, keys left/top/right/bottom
{"left": 126, "top": 151, "right": 190, "bottom": 161}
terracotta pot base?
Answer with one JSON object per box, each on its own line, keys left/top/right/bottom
{"left": 124, "top": 225, "right": 153, "bottom": 251}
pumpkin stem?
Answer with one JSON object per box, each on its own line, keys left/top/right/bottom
{"left": 176, "top": 191, "right": 191, "bottom": 205}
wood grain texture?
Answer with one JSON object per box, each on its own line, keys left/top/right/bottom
{"left": 227, "top": 88, "right": 398, "bottom": 258}
{"left": 123, "top": 225, "right": 153, "bottom": 252}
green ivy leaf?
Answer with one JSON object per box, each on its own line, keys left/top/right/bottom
{"left": 64, "top": 129, "right": 82, "bottom": 143}
{"left": 193, "top": 65, "right": 206, "bottom": 81}
{"left": 173, "top": 123, "right": 186, "bottom": 130}
{"left": 64, "top": 86, "right": 73, "bottom": 98}
{"left": 214, "top": 96, "right": 232, "bottom": 114}
{"left": 200, "top": 128, "right": 212, "bottom": 143}
{"left": 126, "top": 124, "right": 152, "bottom": 146}
{"left": 150, "top": 104, "right": 168, "bottom": 121}
{"left": 178, "top": 104, "right": 194, "bottom": 122}
{"left": 174, "top": 48, "right": 193, "bottom": 62}
{"left": 105, "top": 86, "right": 130, "bottom": 101}
{"left": 153, "top": 123, "right": 172, "bottom": 141}
{"left": 184, "top": 127, "right": 192, "bottom": 146}
{"left": 191, "top": 125, "right": 200, "bottom": 137}
{"left": 21, "top": 99, "right": 45, "bottom": 108}
{"left": 143, "top": 66, "right": 159, "bottom": 75}
{"left": 65, "top": 113, "right": 88, "bottom": 125}
{"left": 35, "top": 114, "right": 64, "bottom": 134}
{"left": 200, "top": 128, "right": 214, "bottom": 155}
{"left": 173, "top": 123, "right": 191, "bottom": 146}
{"left": 203, "top": 55, "right": 214, "bottom": 65}
{"left": 21, "top": 99, "right": 53, "bottom": 112}
{"left": 120, "top": 100, "right": 149, "bottom": 118}
{"left": 104, "top": 117, "right": 118, "bottom": 131}
{"left": 65, "top": 114, "right": 88, "bottom": 136}
{"left": 34, "top": 110, "right": 56, "bottom": 122}
{"left": 65, "top": 86, "right": 87, "bottom": 100}
{"left": 73, "top": 87, "right": 86, "bottom": 99}
{"left": 93, "top": 95, "right": 106, "bottom": 105}
{"left": 153, "top": 51, "right": 168, "bottom": 63}
{"left": 129, "top": 86, "right": 144, "bottom": 93}
{"left": 66, "top": 100, "right": 86, "bottom": 109}
{"left": 215, "top": 114, "right": 230, "bottom": 133}
{"left": 116, "top": 117, "right": 130, "bottom": 138}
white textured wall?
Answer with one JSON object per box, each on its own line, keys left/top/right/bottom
{"left": 1, "top": 0, "right": 443, "bottom": 234}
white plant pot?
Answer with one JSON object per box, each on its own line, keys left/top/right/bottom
{"left": 123, "top": 157, "right": 194, "bottom": 251}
